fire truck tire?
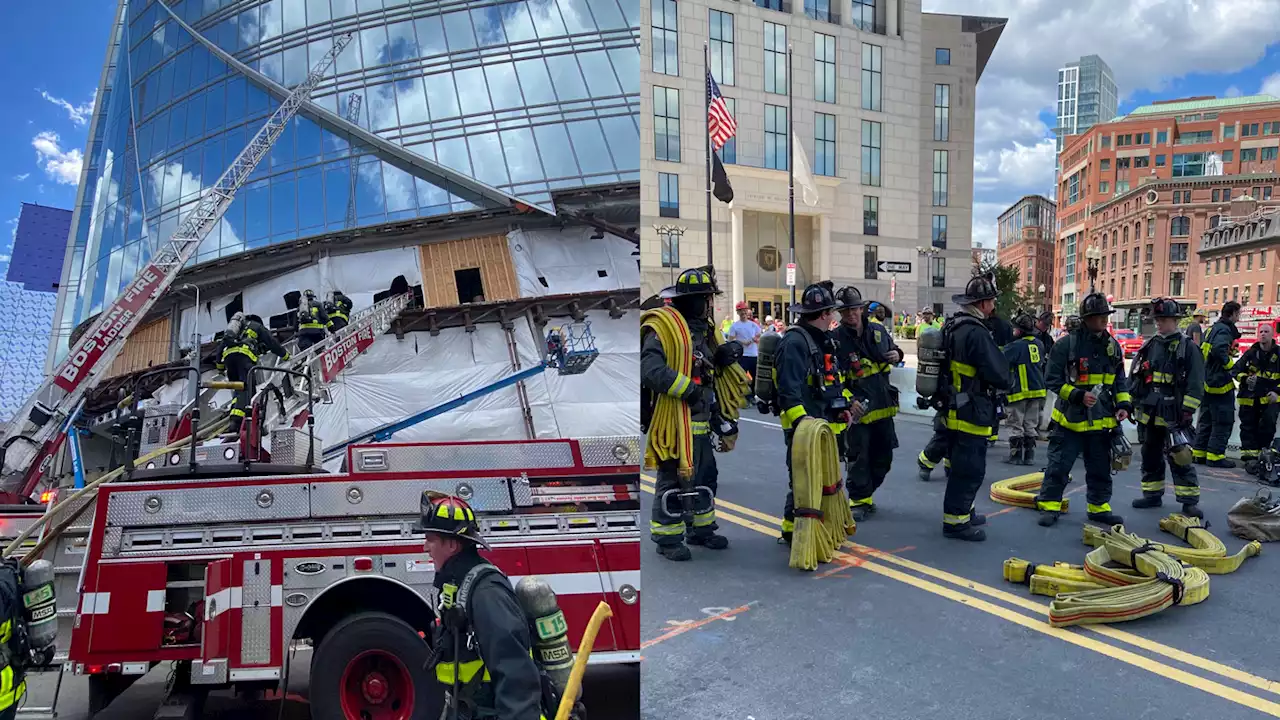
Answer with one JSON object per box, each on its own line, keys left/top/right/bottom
{"left": 87, "top": 674, "right": 136, "bottom": 717}
{"left": 310, "top": 611, "right": 439, "bottom": 720}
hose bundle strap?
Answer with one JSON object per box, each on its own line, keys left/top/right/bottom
{"left": 1083, "top": 515, "right": 1263, "bottom": 574}
{"left": 642, "top": 307, "right": 695, "bottom": 478}
{"left": 789, "top": 418, "right": 855, "bottom": 571}
{"left": 1154, "top": 571, "right": 1185, "bottom": 605}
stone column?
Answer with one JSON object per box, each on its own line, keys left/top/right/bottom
{"left": 731, "top": 205, "right": 745, "bottom": 307}
{"left": 818, "top": 213, "right": 832, "bottom": 281}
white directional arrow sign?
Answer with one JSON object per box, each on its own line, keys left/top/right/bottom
{"left": 878, "top": 260, "right": 912, "bottom": 273}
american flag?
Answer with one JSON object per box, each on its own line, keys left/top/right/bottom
{"left": 706, "top": 70, "right": 737, "bottom": 150}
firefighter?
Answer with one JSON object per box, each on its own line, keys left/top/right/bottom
{"left": 642, "top": 267, "right": 732, "bottom": 561}
{"left": 834, "top": 286, "right": 902, "bottom": 520}
{"left": 1002, "top": 312, "right": 1047, "bottom": 465}
{"left": 938, "top": 274, "right": 1009, "bottom": 541}
{"left": 1035, "top": 291, "right": 1131, "bottom": 528}
{"left": 326, "top": 289, "right": 353, "bottom": 333}
{"left": 1033, "top": 311, "right": 1057, "bottom": 435}
{"left": 916, "top": 415, "right": 950, "bottom": 481}
{"left": 1193, "top": 300, "right": 1242, "bottom": 467}
{"left": 776, "top": 281, "right": 855, "bottom": 544}
{"left": 217, "top": 312, "right": 289, "bottom": 435}
{"left": 1130, "top": 297, "right": 1205, "bottom": 518}
{"left": 296, "top": 289, "right": 329, "bottom": 351}
{"left": 984, "top": 311, "right": 1015, "bottom": 446}
{"left": 1234, "top": 322, "right": 1280, "bottom": 474}
{"left": 1185, "top": 309, "right": 1209, "bottom": 346}
{"left": 0, "top": 561, "right": 26, "bottom": 720}
{"left": 417, "top": 493, "right": 552, "bottom": 720}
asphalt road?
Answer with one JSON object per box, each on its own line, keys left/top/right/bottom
{"left": 22, "top": 648, "right": 638, "bottom": 719}
{"left": 641, "top": 414, "right": 1280, "bottom": 720}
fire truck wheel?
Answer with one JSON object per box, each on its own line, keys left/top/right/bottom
{"left": 310, "top": 611, "right": 438, "bottom": 720}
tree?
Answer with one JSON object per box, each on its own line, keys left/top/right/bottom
{"left": 978, "top": 260, "right": 1037, "bottom": 320}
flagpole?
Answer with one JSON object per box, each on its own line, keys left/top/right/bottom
{"left": 787, "top": 44, "right": 796, "bottom": 319}
{"left": 705, "top": 43, "right": 714, "bottom": 271}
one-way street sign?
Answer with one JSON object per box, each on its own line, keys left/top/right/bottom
{"left": 877, "top": 260, "right": 912, "bottom": 273}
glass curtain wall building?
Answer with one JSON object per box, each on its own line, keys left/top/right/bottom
{"left": 50, "top": 0, "right": 640, "bottom": 364}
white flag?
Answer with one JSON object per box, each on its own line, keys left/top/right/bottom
{"left": 791, "top": 131, "right": 820, "bottom": 207}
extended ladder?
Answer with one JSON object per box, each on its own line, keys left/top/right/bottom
{"left": 0, "top": 32, "right": 356, "bottom": 500}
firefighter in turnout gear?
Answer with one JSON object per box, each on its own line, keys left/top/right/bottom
{"left": 296, "top": 289, "right": 330, "bottom": 351}
{"left": 0, "top": 562, "right": 27, "bottom": 719}
{"left": 775, "top": 281, "right": 853, "bottom": 543}
{"left": 217, "top": 312, "right": 289, "bottom": 435}
{"left": 984, "top": 312, "right": 1015, "bottom": 446}
{"left": 834, "top": 286, "right": 902, "bottom": 520}
{"left": 641, "top": 267, "right": 732, "bottom": 561}
{"left": 939, "top": 274, "right": 1009, "bottom": 541}
{"left": 1193, "top": 301, "right": 1242, "bottom": 467}
{"left": 418, "top": 493, "right": 554, "bottom": 720}
{"left": 1002, "top": 312, "right": 1047, "bottom": 465}
{"left": 1035, "top": 291, "right": 1132, "bottom": 528}
{"left": 326, "top": 289, "right": 353, "bottom": 332}
{"left": 1033, "top": 310, "right": 1056, "bottom": 434}
{"left": 1234, "top": 322, "right": 1280, "bottom": 474}
{"left": 1129, "top": 297, "right": 1205, "bottom": 518}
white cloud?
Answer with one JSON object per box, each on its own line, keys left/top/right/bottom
{"left": 6, "top": 217, "right": 17, "bottom": 242}
{"left": 39, "top": 89, "right": 96, "bottom": 126}
{"left": 32, "top": 131, "right": 82, "bottom": 185}
{"left": 13, "top": 173, "right": 29, "bottom": 181}
{"left": 1262, "top": 72, "right": 1280, "bottom": 97}
{"left": 1225, "top": 85, "right": 1243, "bottom": 98}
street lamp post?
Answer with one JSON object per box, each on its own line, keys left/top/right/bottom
{"left": 1038, "top": 282, "right": 1047, "bottom": 312}
{"left": 653, "top": 224, "right": 686, "bottom": 286}
{"left": 1085, "top": 244, "right": 1102, "bottom": 293}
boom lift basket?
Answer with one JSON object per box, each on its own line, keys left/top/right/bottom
{"left": 546, "top": 322, "right": 599, "bottom": 376}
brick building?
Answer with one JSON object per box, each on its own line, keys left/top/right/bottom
{"left": 1198, "top": 197, "right": 1280, "bottom": 312}
{"left": 995, "top": 194, "right": 1056, "bottom": 307}
{"left": 1053, "top": 94, "right": 1280, "bottom": 319}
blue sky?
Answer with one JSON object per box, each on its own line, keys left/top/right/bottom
{"left": 0, "top": 2, "right": 115, "bottom": 278}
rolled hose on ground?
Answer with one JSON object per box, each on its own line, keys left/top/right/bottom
{"left": 641, "top": 307, "right": 694, "bottom": 477}
{"left": 990, "top": 472, "right": 1071, "bottom": 511}
{"left": 789, "top": 418, "right": 855, "bottom": 571}
{"left": 1082, "top": 514, "right": 1262, "bottom": 574}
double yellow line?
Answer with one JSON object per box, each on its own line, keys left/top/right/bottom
{"left": 640, "top": 477, "right": 1280, "bottom": 716}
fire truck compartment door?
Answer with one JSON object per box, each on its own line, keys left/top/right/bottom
{"left": 201, "top": 558, "right": 234, "bottom": 663}
{"left": 84, "top": 561, "right": 167, "bottom": 653}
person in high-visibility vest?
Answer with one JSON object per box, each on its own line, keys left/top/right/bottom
{"left": 916, "top": 308, "right": 942, "bottom": 336}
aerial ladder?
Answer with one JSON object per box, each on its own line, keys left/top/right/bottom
{"left": 0, "top": 31, "right": 357, "bottom": 504}
{"left": 343, "top": 92, "right": 363, "bottom": 230}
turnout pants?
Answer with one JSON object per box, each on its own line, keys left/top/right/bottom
{"left": 918, "top": 413, "right": 951, "bottom": 472}
{"left": 1138, "top": 422, "right": 1199, "bottom": 506}
{"left": 846, "top": 418, "right": 898, "bottom": 506}
{"left": 328, "top": 317, "right": 349, "bottom": 332}
{"left": 1238, "top": 401, "right": 1279, "bottom": 462}
{"left": 1036, "top": 428, "right": 1114, "bottom": 514}
{"left": 296, "top": 327, "right": 326, "bottom": 352}
{"left": 1193, "top": 390, "right": 1236, "bottom": 463}
{"left": 1006, "top": 398, "right": 1043, "bottom": 440}
{"left": 650, "top": 433, "right": 717, "bottom": 547}
{"left": 942, "top": 431, "right": 988, "bottom": 530}
{"left": 225, "top": 352, "right": 254, "bottom": 434}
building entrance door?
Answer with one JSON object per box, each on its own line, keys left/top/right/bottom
{"left": 745, "top": 288, "right": 789, "bottom": 324}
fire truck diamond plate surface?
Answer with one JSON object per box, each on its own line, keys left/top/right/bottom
{"left": 310, "top": 477, "right": 514, "bottom": 516}
{"left": 354, "top": 442, "right": 576, "bottom": 473}
{"left": 107, "top": 484, "right": 312, "bottom": 527}
{"left": 578, "top": 436, "right": 642, "bottom": 466}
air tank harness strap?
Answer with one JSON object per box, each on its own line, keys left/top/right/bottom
{"left": 641, "top": 307, "right": 695, "bottom": 477}
{"left": 788, "top": 418, "right": 855, "bottom": 571}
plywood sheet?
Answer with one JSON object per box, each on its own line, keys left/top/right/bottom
{"left": 417, "top": 234, "right": 518, "bottom": 308}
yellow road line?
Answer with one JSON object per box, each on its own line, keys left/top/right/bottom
{"left": 640, "top": 478, "right": 1280, "bottom": 700}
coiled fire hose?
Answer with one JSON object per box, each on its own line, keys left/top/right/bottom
{"left": 1084, "top": 514, "right": 1262, "bottom": 574}
{"left": 641, "top": 307, "right": 694, "bottom": 478}
{"left": 710, "top": 326, "right": 750, "bottom": 451}
{"left": 990, "top": 472, "right": 1071, "bottom": 511}
{"left": 789, "top": 418, "right": 855, "bottom": 571}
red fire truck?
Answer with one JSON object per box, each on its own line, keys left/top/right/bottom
{"left": 3, "top": 434, "right": 641, "bottom": 718}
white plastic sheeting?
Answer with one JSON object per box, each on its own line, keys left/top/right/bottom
{"left": 508, "top": 227, "right": 639, "bottom": 297}
{"left": 313, "top": 309, "right": 638, "bottom": 471}
{"left": 176, "top": 246, "right": 423, "bottom": 344}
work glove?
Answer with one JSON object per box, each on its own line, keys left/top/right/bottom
{"left": 714, "top": 341, "right": 743, "bottom": 368}
{"left": 283, "top": 353, "right": 291, "bottom": 362}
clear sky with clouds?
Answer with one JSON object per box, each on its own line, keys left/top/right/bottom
{"left": 1, "top": 1, "right": 1278, "bottom": 275}
{"left": 924, "top": 0, "right": 1280, "bottom": 250}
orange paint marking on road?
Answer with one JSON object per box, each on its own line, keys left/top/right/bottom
{"left": 640, "top": 603, "right": 754, "bottom": 649}
{"left": 816, "top": 545, "right": 915, "bottom": 579}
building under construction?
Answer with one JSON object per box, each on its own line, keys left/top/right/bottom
{"left": 46, "top": 0, "right": 642, "bottom": 476}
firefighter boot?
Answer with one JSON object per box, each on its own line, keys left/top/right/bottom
{"left": 1023, "top": 439, "right": 1036, "bottom": 466}
{"left": 850, "top": 504, "right": 871, "bottom": 522}
{"left": 1244, "top": 459, "right": 1260, "bottom": 476}
{"left": 1037, "top": 511, "right": 1060, "bottom": 527}
{"left": 943, "top": 523, "right": 986, "bottom": 541}
{"left": 687, "top": 532, "right": 730, "bottom": 550}
{"left": 657, "top": 543, "right": 692, "bottom": 561}
{"left": 1208, "top": 458, "right": 1236, "bottom": 469}
{"left": 1006, "top": 437, "right": 1021, "bottom": 464}
{"left": 1088, "top": 510, "right": 1125, "bottom": 526}
{"left": 918, "top": 462, "right": 932, "bottom": 482}
{"left": 1132, "top": 495, "right": 1163, "bottom": 509}
{"left": 1181, "top": 504, "right": 1205, "bottom": 520}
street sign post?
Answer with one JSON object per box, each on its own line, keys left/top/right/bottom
{"left": 786, "top": 262, "right": 796, "bottom": 287}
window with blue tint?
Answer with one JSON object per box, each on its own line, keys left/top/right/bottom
{"left": 815, "top": 112, "right": 836, "bottom": 176}
{"left": 580, "top": 50, "right": 623, "bottom": 97}
{"left": 271, "top": 176, "right": 297, "bottom": 238}
{"left": 442, "top": 11, "right": 477, "bottom": 51}
{"left": 501, "top": 128, "right": 543, "bottom": 184}
{"left": 567, "top": 120, "right": 614, "bottom": 175}
{"left": 436, "top": 137, "right": 473, "bottom": 177}
{"left": 861, "top": 43, "right": 882, "bottom": 111}
{"left": 545, "top": 55, "right": 590, "bottom": 101}
{"left": 719, "top": 97, "right": 736, "bottom": 163}
{"left": 764, "top": 22, "right": 787, "bottom": 95}
{"left": 558, "top": 0, "right": 597, "bottom": 33}
{"left": 395, "top": 79, "right": 429, "bottom": 125}
{"left": 609, "top": 47, "right": 640, "bottom": 95}
{"left": 455, "top": 68, "right": 492, "bottom": 115}
{"left": 515, "top": 58, "right": 557, "bottom": 106}
{"left": 324, "top": 161, "right": 352, "bottom": 228}
{"left": 355, "top": 157, "right": 386, "bottom": 220}
{"left": 424, "top": 73, "right": 461, "bottom": 119}
{"left": 765, "top": 104, "right": 788, "bottom": 170}
{"left": 659, "top": 172, "right": 679, "bottom": 217}
{"left": 471, "top": 6, "right": 509, "bottom": 47}
{"left": 1172, "top": 152, "right": 1205, "bottom": 177}
{"left": 862, "top": 120, "right": 882, "bottom": 186}
{"left": 500, "top": 2, "right": 537, "bottom": 42}
{"left": 814, "top": 33, "right": 836, "bottom": 104}
{"left": 936, "top": 48, "right": 950, "bottom": 65}
{"left": 534, "top": 124, "right": 580, "bottom": 179}
{"left": 245, "top": 180, "right": 270, "bottom": 243}
{"left": 709, "top": 10, "right": 734, "bottom": 85}
{"left": 653, "top": 86, "right": 680, "bottom": 162}
{"left": 652, "top": 0, "right": 678, "bottom": 76}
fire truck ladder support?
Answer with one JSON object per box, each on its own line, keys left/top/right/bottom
{"left": 0, "top": 31, "right": 355, "bottom": 500}
{"left": 323, "top": 321, "right": 601, "bottom": 462}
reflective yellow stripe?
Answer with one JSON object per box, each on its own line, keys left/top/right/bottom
{"left": 0, "top": 666, "right": 24, "bottom": 711}
{"left": 436, "top": 659, "right": 491, "bottom": 684}
{"left": 858, "top": 406, "right": 898, "bottom": 424}
{"left": 1207, "top": 452, "right": 1226, "bottom": 461}
{"left": 781, "top": 519, "right": 795, "bottom": 533}
{"left": 692, "top": 421, "right": 710, "bottom": 435}
{"left": 1007, "top": 388, "right": 1047, "bottom": 402}
{"left": 1174, "top": 486, "right": 1200, "bottom": 498}
{"left": 1239, "top": 449, "right": 1260, "bottom": 458}
{"left": 944, "top": 410, "right": 990, "bottom": 436}
{"left": 1140, "top": 481, "right": 1165, "bottom": 492}
{"left": 1050, "top": 407, "right": 1117, "bottom": 432}
{"left": 918, "top": 451, "right": 937, "bottom": 469}
{"left": 951, "top": 362, "right": 977, "bottom": 376}
{"left": 781, "top": 405, "right": 806, "bottom": 426}
{"left": 1058, "top": 384, "right": 1075, "bottom": 401}
{"left": 1078, "top": 373, "right": 1116, "bottom": 384}
{"left": 222, "top": 345, "right": 259, "bottom": 362}
{"left": 1115, "top": 391, "right": 1131, "bottom": 404}
{"left": 943, "top": 512, "right": 971, "bottom": 525}
{"left": 1036, "top": 500, "right": 1063, "bottom": 512}
{"left": 1151, "top": 372, "right": 1175, "bottom": 382}
{"left": 300, "top": 322, "right": 326, "bottom": 329}
{"left": 1087, "top": 503, "right": 1112, "bottom": 514}
{"left": 230, "top": 408, "right": 246, "bottom": 418}
{"left": 1239, "top": 397, "right": 1256, "bottom": 406}
{"left": 1205, "top": 383, "right": 1234, "bottom": 394}
{"left": 1226, "top": 356, "right": 1236, "bottom": 370}
{"left": 668, "top": 374, "right": 691, "bottom": 397}
{"left": 850, "top": 497, "right": 874, "bottom": 507}
{"left": 692, "top": 510, "right": 716, "bottom": 527}
{"left": 1192, "top": 449, "right": 1206, "bottom": 458}
{"left": 649, "top": 520, "right": 685, "bottom": 536}
{"left": 1183, "top": 396, "right": 1201, "bottom": 409}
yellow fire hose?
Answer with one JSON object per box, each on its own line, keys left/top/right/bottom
{"left": 554, "top": 600, "right": 613, "bottom": 720}
{"left": 989, "top": 472, "right": 1071, "bottom": 511}
{"left": 710, "top": 326, "right": 750, "bottom": 451}
{"left": 789, "top": 418, "right": 855, "bottom": 571}
{"left": 641, "top": 307, "right": 694, "bottom": 477}
{"left": 1083, "top": 514, "right": 1262, "bottom": 574}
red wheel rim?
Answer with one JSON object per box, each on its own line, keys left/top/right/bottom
{"left": 339, "top": 649, "right": 415, "bottom": 720}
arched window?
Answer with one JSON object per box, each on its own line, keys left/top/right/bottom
{"left": 1123, "top": 226, "right": 1129, "bottom": 243}
{"left": 1170, "top": 216, "right": 1191, "bottom": 237}
{"left": 1209, "top": 215, "right": 1221, "bottom": 229}
{"left": 1112, "top": 230, "right": 1118, "bottom": 246}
